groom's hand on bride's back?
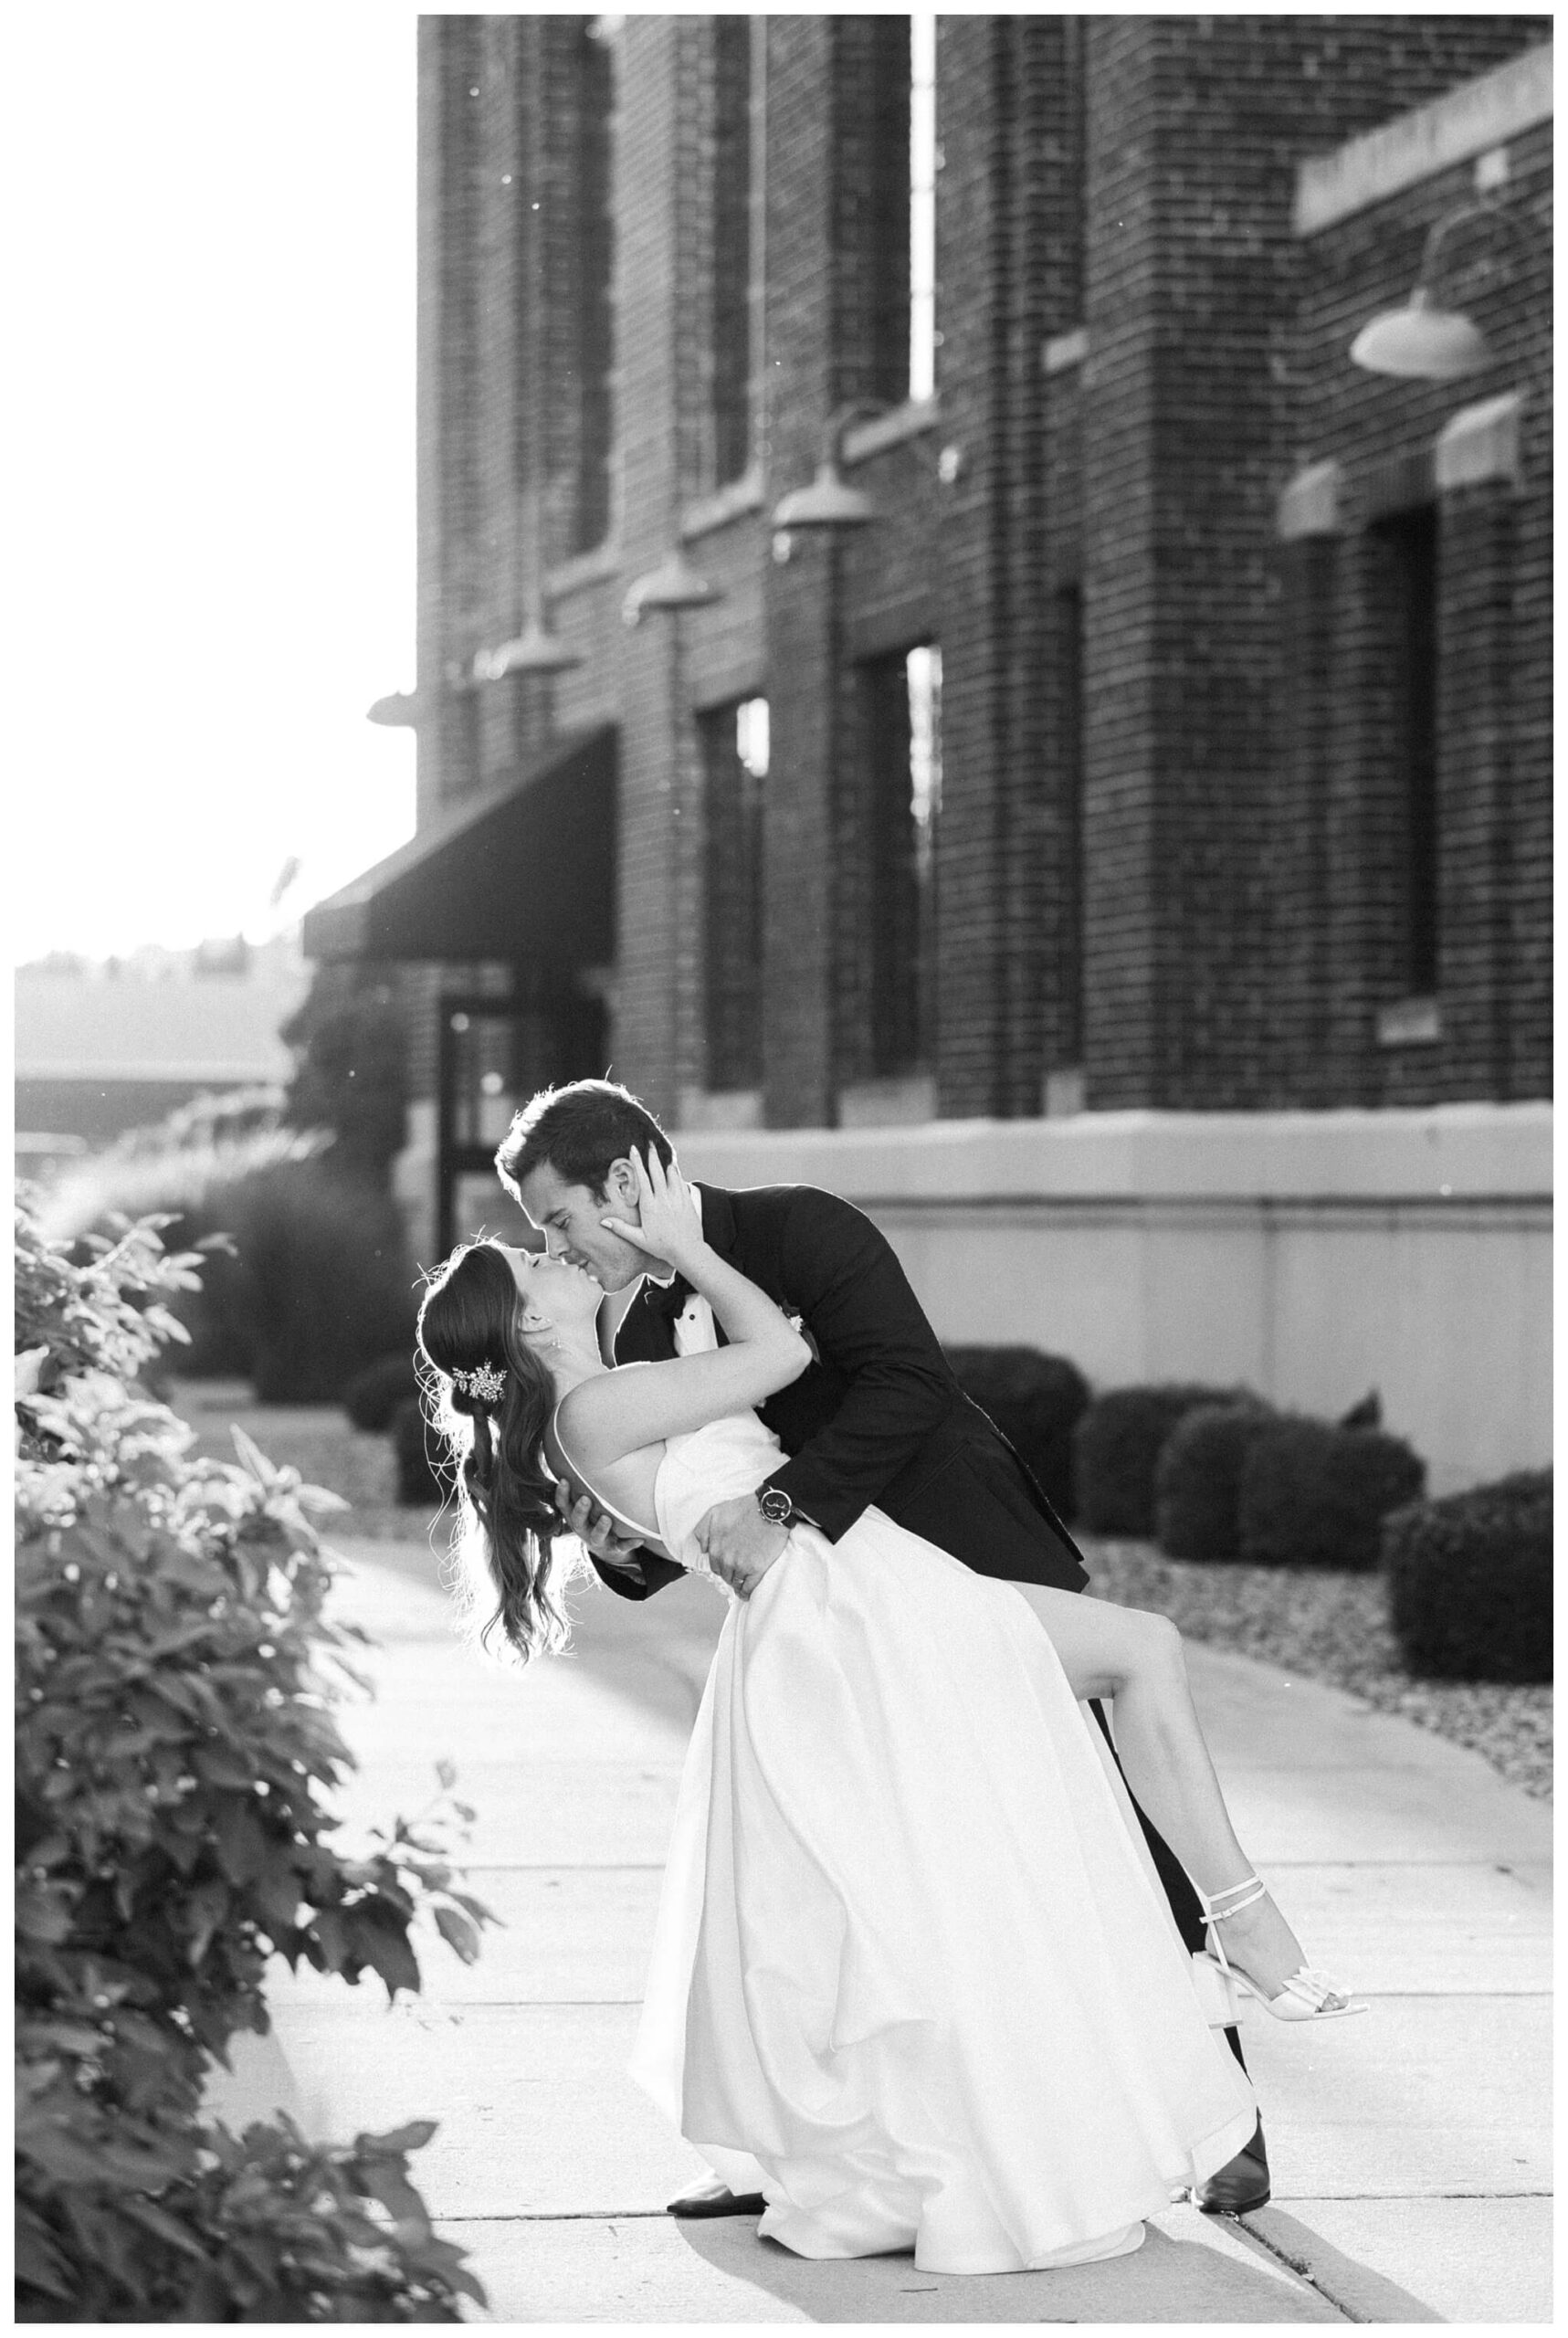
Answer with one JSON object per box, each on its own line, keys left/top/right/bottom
{"left": 553, "top": 1480, "right": 646, "bottom": 1581}
{"left": 698, "top": 1495, "right": 789, "bottom": 1597}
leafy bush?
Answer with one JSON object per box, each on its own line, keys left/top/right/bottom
{"left": 38, "top": 1108, "right": 319, "bottom": 1258}
{"left": 213, "top": 1165, "right": 416, "bottom": 1403}
{"left": 945, "top": 1345, "right": 1090, "bottom": 1519}
{"left": 1073, "top": 1383, "right": 1247, "bottom": 1537}
{"left": 1154, "top": 1401, "right": 1278, "bottom": 1562}
{"left": 15, "top": 1196, "right": 488, "bottom": 2321}
{"left": 1237, "top": 1415, "right": 1426, "bottom": 1570}
{"left": 41, "top": 1117, "right": 417, "bottom": 1400}
{"left": 1384, "top": 1469, "right": 1552, "bottom": 1681}
{"left": 344, "top": 1352, "right": 419, "bottom": 1434}
{"left": 392, "top": 1396, "right": 445, "bottom": 1508}
{"left": 282, "top": 966, "right": 408, "bottom": 1188}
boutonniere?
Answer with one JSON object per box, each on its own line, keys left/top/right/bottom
{"left": 787, "top": 1315, "right": 822, "bottom": 1365}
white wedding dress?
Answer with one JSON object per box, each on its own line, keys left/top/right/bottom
{"left": 627, "top": 1412, "right": 1258, "bottom": 2276}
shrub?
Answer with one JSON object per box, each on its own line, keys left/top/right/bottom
{"left": 1237, "top": 1415, "right": 1426, "bottom": 1570}
{"left": 38, "top": 1111, "right": 319, "bottom": 1257}
{"left": 344, "top": 1351, "right": 419, "bottom": 1434}
{"left": 223, "top": 1166, "right": 416, "bottom": 1402}
{"left": 392, "top": 1395, "right": 446, "bottom": 1507}
{"left": 1154, "top": 1400, "right": 1278, "bottom": 1562}
{"left": 1073, "top": 1383, "right": 1247, "bottom": 1537}
{"left": 41, "top": 1115, "right": 418, "bottom": 1401}
{"left": 944, "top": 1345, "right": 1090, "bottom": 1519}
{"left": 1384, "top": 1469, "right": 1552, "bottom": 1681}
{"left": 16, "top": 1197, "right": 489, "bottom": 2321}
{"left": 282, "top": 966, "right": 408, "bottom": 1188}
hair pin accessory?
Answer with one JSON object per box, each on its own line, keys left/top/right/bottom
{"left": 453, "top": 1360, "right": 508, "bottom": 1405}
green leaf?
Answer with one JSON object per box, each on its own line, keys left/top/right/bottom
{"left": 15, "top": 2215, "right": 76, "bottom": 2302}
{"left": 352, "top": 1918, "right": 422, "bottom": 2001}
{"left": 359, "top": 2118, "right": 438, "bottom": 2156}
{"left": 16, "top": 1886, "right": 75, "bottom": 1943}
{"left": 432, "top": 1906, "right": 479, "bottom": 1964}
{"left": 117, "top": 2194, "right": 211, "bottom": 2260}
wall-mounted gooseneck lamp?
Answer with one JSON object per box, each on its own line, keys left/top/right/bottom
{"left": 1350, "top": 198, "right": 1529, "bottom": 381}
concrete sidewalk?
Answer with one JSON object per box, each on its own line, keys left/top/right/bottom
{"left": 238, "top": 1536, "right": 1551, "bottom": 2324}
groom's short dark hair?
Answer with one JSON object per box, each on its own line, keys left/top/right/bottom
{"left": 495, "top": 1079, "right": 675, "bottom": 1206}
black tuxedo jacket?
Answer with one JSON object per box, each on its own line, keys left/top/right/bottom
{"left": 597, "top": 1179, "right": 1089, "bottom": 1603}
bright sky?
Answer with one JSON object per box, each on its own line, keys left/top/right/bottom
{"left": 8, "top": 5, "right": 418, "bottom": 964}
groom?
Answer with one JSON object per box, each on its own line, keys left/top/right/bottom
{"left": 496, "top": 1078, "right": 1270, "bottom": 2220}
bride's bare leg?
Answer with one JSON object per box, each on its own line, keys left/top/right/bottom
{"left": 1011, "top": 1582, "right": 1310, "bottom": 1998}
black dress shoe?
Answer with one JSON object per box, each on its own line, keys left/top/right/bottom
{"left": 667, "top": 2180, "right": 767, "bottom": 2219}
{"left": 1194, "top": 2118, "right": 1271, "bottom": 2215}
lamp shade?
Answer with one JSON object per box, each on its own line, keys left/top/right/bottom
{"left": 771, "top": 460, "right": 878, "bottom": 531}
{"left": 366, "top": 691, "right": 420, "bottom": 726}
{"left": 477, "top": 618, "right": 584, "bottom": 679}
{"left": 1349, "top": 288, "right": 1492, "bottom": 381}
{"left": 621, "top": 551, "right": 720, "bottom": 625}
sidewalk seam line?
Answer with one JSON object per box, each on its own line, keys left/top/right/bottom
{"left": 1232, "top": 2217, "right": 1364, "bottom": 2324}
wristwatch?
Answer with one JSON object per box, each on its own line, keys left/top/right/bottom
{"left": 755, "top": 1485, "right": 796, "bottom": 1528}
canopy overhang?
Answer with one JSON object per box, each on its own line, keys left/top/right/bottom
{"left": 302, "top": 726, "right": 616, "bottom": 965}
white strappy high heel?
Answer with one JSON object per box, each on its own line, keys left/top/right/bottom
{"left": 1200, "top": 1876, "right": 1367, "bottom": 2024}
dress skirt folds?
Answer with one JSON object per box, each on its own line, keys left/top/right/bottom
{"left": 630, "top": 1416, "right": 1258, "bottom": 2276}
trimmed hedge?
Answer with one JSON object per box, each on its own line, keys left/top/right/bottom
{"left": 39, "top": 1108, "right": 417, "bottom": 1404}
{"left": 343, "top": 1351, "right": 418, "bottom": 1433}
{"left": 1154, "top": 1401, "right": 1278, "bottom": 1561}
{"left": 393, "top": 1396, "right": 446, "bottom": 1508}
{"left": 1384, "top": 1469, "right": 1552, "bottom": 1681}
{"left": 944, "top": 1345, "right": 1090, "bottom": 1520}
{"left": 1237, "top": 1416, "right": 1426, "bottom": 1570}
{"left": 180, "top": 1165, "right": 416, "bottom": 1403}
{"left": 1073, "top": 1384, "right": 1247, "bottom": 1537}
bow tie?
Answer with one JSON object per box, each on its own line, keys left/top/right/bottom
{"left": 645, "top": 1273, "right": 695, "bottom": 1322}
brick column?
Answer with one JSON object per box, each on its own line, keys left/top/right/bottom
{"left": 758, "top": 19, "right": 844, "bottom": 1128}
{"left": 608, "top": 18, "right": 707, "bottom": 1122}
{"left": 1081, "top": 17, "right": 1306, "bottom": 1110}
{"left": 417, "top": 19, "right": 484, "bottom": 821}
{"left": 930, "top": 16, "right": 1082, "bottom": 1118}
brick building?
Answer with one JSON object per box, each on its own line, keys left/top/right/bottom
{"left": 305, "top": 17, "right": 1552, "bottom": 1489}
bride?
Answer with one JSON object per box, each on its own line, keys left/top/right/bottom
{"left": 416, "top": 1150, "right": 1361, "bottom": 2277}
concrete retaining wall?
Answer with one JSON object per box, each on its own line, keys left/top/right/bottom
{"left": 679, "top": 1103, "right": 1551, "bottom": 1495}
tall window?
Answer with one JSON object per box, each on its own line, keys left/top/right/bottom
{"left": 702, "top": 697, "right": 769, "bottom": 1090}
{"left": 909, "top": 11, "right": 938, "bottom": 401}
{"left": 864, "top": 646, "right": 942, "bottom": 1075}
{"left": 710, "top": 17, "right": 753, "bottom": 486}
{"left": 1057, "top": 584, "right": 1085, "bottom": 1064}
{"left": 1376, "top": 506, "right": 1439, "bottom": 995}
{"left": 572, "top": 22, "right": 616, "bottom": 552}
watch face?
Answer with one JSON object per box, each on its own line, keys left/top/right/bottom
{"left": 759, "top": 1488, "right": 791, "bottom": 1523}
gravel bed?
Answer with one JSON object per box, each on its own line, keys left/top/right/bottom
{"left": 1083, "top": 1537, "right": 1552, "bottom": 1802}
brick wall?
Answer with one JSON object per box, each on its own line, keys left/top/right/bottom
{"left": 1289, "top": 90, "right": 1551, "bottom": 1104}
{"left": 403, "top": 15, "right": 1551, "bottom": 1131}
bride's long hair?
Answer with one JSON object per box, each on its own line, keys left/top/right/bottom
{"left": 416, "top": 1240, "right": 582, "bottom": 1662}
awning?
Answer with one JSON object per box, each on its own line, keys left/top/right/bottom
{"left": 301, "top": 725, "right": 616, "bottom": 964}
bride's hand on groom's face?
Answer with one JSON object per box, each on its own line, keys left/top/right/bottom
{"left": 601, "top": 1148, "right": 698, "bottom": 1270}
